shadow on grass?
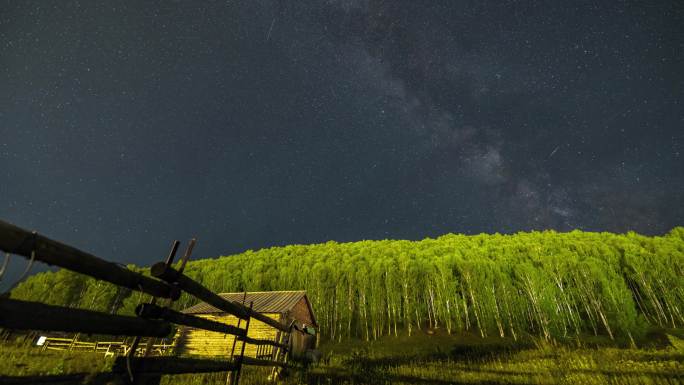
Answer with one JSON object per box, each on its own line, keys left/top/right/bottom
{"left": 339, "top": 338, "right": 536, "bottom": 368}
{"left": 302, "top": 368, "right": 550, "bottom": 385}
{"left": 300, "top": 364, "right": 684, "bottom": 385}
{"left": 0, "top": 372, "right": 157, "bottom": 385}
{"left": 0, "top": 373, "right": 117, "bottom": 385}
{"left": 0, "top": 374, "right": 88, "bottom": 385}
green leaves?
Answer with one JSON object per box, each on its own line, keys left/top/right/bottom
{"left": 10, "top": 228, "right": 684, "bottom": 343}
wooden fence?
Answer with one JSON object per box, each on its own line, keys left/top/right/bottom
{"left": 38, "top": 336, "right": 175, "bottom": 357}
{"left": 0, "top": 219, "right": 291, "bottom": 384}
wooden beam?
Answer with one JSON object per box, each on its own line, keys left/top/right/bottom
{"left": 232, "top": 301, "right": 252, "bottom": 385}
{"left": 0, "top": 298, "right": 172, "bottom": 337}
{"left": 242, "top": 305, "right": 289, "bottom": 332}
{"left": 150, "top": 263, "right": 289, "bottom": 332}
{"left": 239, "top": 335, "right": 288, "bottom": 350}
{"left": 240, "top": 356, "right": 286, "bottom": 368}
{"left": 135, "top": 303, "right": 246, "bottom": 337}
{"left": 150, "top": 263, "right": 249, "bottom": 319}
{"left": 0, "top": 220, "right": 178, "bottom": 299}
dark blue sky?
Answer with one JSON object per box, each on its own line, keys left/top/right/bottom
{"left": 1, "top": 1, "right": 682, "bottom": 287}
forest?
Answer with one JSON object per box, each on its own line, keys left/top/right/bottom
{"left": 10, "top": 228, "right": 684, "bottom": 345}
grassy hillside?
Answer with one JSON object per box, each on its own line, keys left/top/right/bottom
{"left": 3, "top": 333, "right": 684, "bottom": 384}
{"left": 10, "top": 228, "right": 684, "bottom": 345}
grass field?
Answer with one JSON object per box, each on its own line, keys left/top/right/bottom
{"left": 2, "top": 330, "right": 683, "bottom": 384}
{"left": 299, "top": 331, "right": 684, "bottom": 385}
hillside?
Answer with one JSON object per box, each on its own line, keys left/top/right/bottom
{"left": 10, "top": 228, "right": 684, "bottom": 345}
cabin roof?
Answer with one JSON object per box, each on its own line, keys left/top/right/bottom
{"left": 181, "top": 290, "right": 315, "bottom": 323}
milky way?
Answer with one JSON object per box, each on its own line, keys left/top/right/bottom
{"left": 1, "top": 1, "right": 682, "bottom": 287}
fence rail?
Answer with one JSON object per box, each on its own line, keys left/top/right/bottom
{"left": 40, "top": 337, "right": 174, "bottom": 357}
{"left": 0, "top": 220, "right": 177, "bottom": 299}
{"left": 0, "top": 298, "right": 173, "bottom": 337}
{"left": 135, "top": 303, "right": 247, "bottom": 337}
{"left": 0, "top": 219, "right": 292, "bottom": 384}
{"left": 151, "top": 263, "right": 290, "bottom": 332}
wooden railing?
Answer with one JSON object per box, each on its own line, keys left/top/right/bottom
{"left": 39, "top": 337, "right": 174, "bottom": 357}
{"left": 0, "top": 219, "right": 291, "bottom": 384}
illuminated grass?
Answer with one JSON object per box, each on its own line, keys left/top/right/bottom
{"left": 2, "top": 332, "right": 683, "bottom": 384}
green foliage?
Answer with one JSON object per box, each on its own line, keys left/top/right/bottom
{"left": 10, "top": 228, "right": 684, "bottom": 343}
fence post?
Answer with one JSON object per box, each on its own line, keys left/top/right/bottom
{"left": 227, "top": 292, "right": 247, "bottom": 385}
{"left": 143, "top": 239, "right": 195, "bottom": 357}
{"left": 233, "top": 301, "right": 253, "bottom": 385}
{"left": 125, "top": 240, "right": 181, "bottom": 383}
{"left": 271, "top": 321, "right": 292, "bottom": 380}
{"left": 68, "top": 334, "right": 78, "bottom": 351}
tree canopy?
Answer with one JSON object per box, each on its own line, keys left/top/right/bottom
{"left": 11, "top": 227, "right": 684, "bottom": 343}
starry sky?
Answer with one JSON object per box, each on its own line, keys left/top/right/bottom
{"left": 1, "top": 1, "right": 682, "bottom": 286}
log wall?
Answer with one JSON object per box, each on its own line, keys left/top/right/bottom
{"left": 177, "top": 312, "right": 282, "bottom": 358}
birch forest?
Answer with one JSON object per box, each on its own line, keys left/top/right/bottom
{"left": 11, "top": 228, "right": 684, "bottom": 343}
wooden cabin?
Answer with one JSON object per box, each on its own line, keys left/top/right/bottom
{"left": 175, "top": 290, "right": 317, "bottom": 359}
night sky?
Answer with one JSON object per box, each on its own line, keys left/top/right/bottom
{"left": 1, "top": 1, "right": 682, "bottom": 286}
